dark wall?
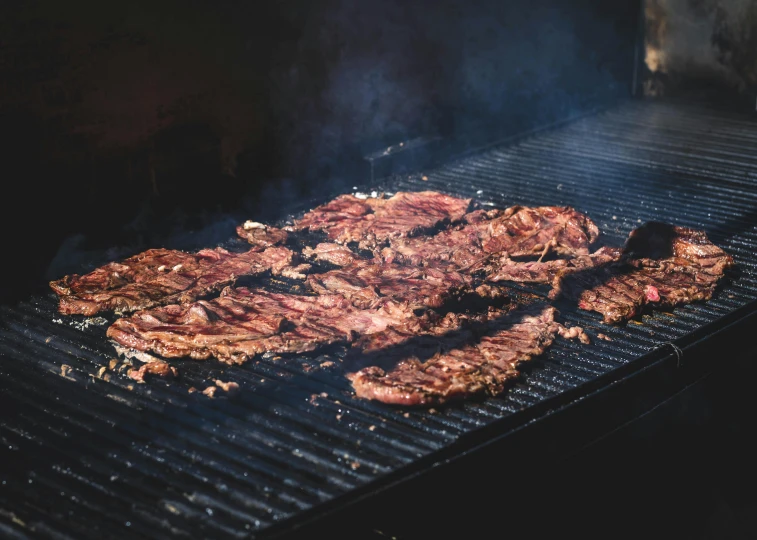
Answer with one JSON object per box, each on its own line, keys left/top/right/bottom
{"left": 0, "top": 0, "right": 639, "bottom": 301}
{"left": 644, "top": 0, "right": 757, "bottom": 98}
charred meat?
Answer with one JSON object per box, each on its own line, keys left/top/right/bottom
{"left": 306, "top": 260, "right": 504, "bottom": 311}
{"left": 483, "top": 247, "right": 623, "bottom": 284}
{"left": 236, "top": 221, "right": 289, "bottom": 249}
{"left": 107, "top": 287, "right": 417, "bottom": 364}
{"left": 347, "top": 304, "right": 586, "bottom": 406}
{"left": 302, "top": 243, "right": 360, "bottom": 267}
{"left": 294, "top": 191, "right": 471, "bottom": 248}
{"left": 551, "top": 223, "right": 734, "bottom": 323}
{"left": 50, "top": 246, "right": 296, "bottom": 316}
{"left": 379, "top": 206, "right": 599, "bottom": 271}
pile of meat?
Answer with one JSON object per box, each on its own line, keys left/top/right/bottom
{"left": 50, "top": 190, "right": 734, "bottom": 406}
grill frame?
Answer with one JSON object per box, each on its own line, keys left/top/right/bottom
{"left": 2, "top": 98, "right": 757, "bottom": 539}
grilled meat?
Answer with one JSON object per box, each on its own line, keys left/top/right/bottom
{"left": 306, "top": 260, "right": 504, "bottom": 311}
{"left": 235, "top": 221, "right": 289, "bottom": 249}
{"left": 302, "top": 243, "right": 359, "bottom": 267}
{"left": 347, "top": 304, "right": 587, "bottom": 406}
{"left": 107, "top": 287, "right": 417, "bottom": 364}
{"left": 379, "top": 206, "right": 599, "bottom": 271}
{"left": 128, "top": 360, "right": 179, "bottom": 383}
{"left": 294, "top": 191, "right": 471, "bottom": 248}
{"left": 483, "top": 246, "right": 623, "bottom": 284}
{"left": 551, "top": 223, "right": 734, "bottom": 323}
{"left": 50, "top": 246, "right": 296, "bottom": 316}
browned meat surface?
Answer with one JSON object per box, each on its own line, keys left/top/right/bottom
{"left": 379, "top": 206, "right": 599, "bottom": 270}
{"left": 349, "top": 307, "right": 507, "bottom": 359}
{"left": 295, "top": 191, "right": 471, "bottom": 247}
{"left": 306, "top": 260, "right": 503, "bottom": 311}
{"left": 483, "top": 205, "right": 599, "bottom": 257}
{"left": 235, "top": 221, "right": 289, "bottom": 249}
{"left": 50, "top": 246, "right": 295, "bottom": 316}
{"left": 107, "top": 287, "right": 416, "bottom": 364}
{"left": 302, "top": 243, "right": 359, "bottom": 267}
{"left": 347, "top": 304, "right": 586, "bottom": 406}
{"left": 128, "top": 360, "right": 179, "bottom": 383}
{"left": 551, "top": 223, "right": 734, "bottom": 324}
{"left": 484, "top": 247, "right": 623, "bottom": 284}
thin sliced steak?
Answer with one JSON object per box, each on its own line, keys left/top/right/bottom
{"left": 50, "top": 246, "right": 295, "bottom": 316}
{"left": 236, "top": 221, "right": 289, "bottom": 249}
{"left": 306, "top": 260, "right": 503, "bottom": 311}
{"left": 302, "top": 243, "right": 360, "bottom": 267}
{"left": 379, "top": 206, "right": 599, "bottom": 269}
{"left": 347, "top": 304, "right": 587, "bottom": 406}
{"left": 295, "top": 191, "right": 471, "bottom": 247}
{"left": 551, "top": 223, "right": 734, "bottom": 324}
{"left": 484, "top": 246, "right": 623, "bottom": 284}
{"left": 107, "top": 287, "right": 417, "bottom": 364}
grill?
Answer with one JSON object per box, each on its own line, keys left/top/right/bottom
{"left": 2, "top": 98, "right": 757, "bottom": 538}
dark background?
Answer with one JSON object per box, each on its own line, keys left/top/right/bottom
{"left": 0, "top": 0, "right": 639, "bottom": 302}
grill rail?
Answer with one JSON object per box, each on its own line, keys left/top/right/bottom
{"left": 2, "top": 99, "right": 757, "bottom": 538}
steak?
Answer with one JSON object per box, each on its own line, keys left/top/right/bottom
{"left": 107, "top": 287, "right": 417, "bottom": 364}
{"left": 294, "top": 191, "right": 471, "bottom": 248}
{"left": 347, "top": 303, "right": 587, "bottom": 406}
{"left": 302, "top": 243, "right": 359, "bottom": 267}
{"left": 306, "top": 260, "right": 504, "bottom": 311}
{"left": 236, "top": 221, "right": 289, "bottom": 249}
{"left": 379, "top": 206, "right": 599, "bottom": 270}
{"left": 483, "top": 247, "right": 623, "bottom": 284}
{"left": 50, "top": 246, "right": 296, "bottom": 316}
{"left": 551, "top": 223, "right": 734, "bottom": 323}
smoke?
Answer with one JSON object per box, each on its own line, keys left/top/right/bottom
{"left": 266, "top": 0, "right": 633, "bottom": 187}
{"left": 22, "top": 0, "right": 639, "bottom": 296}
{"left": 645, "top": 0, "right": 757, "bottom": 95}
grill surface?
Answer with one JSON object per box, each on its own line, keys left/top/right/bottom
{"left": 2, "top": 99, "right": 757, "bottom": 538}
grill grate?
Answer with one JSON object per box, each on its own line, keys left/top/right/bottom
{"left": 2, "top": 99, "right": 757, "bottom": 538}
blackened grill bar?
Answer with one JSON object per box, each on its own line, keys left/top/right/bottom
{"left": 2, "top": 101, "right": 757, "bottom": 539}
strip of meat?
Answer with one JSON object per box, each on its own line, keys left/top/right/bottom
{"left": 306, "top": 260, "right": 504, "bottom": 311}
{"left": 346, "top": 303, "right": 527, "bottom": 372}
{"left": 50, "top": 246, "right": 296, "bottom": 316}
{"left": 107, "top": 287, "right": 417, "bottom": 364}
{"left": 379, "top": 206, "right": 599, "bottom": 270}
{"left": 551, "top": 223, "right": 734, "bottom": 324}
{"left": 235, "top": 221, "right": 289, "bottom": 249}
{"left": 294, "top": 191, "right": 471, "bottom": 248}
{"left": 484, "top": 247, "right": 623, "bottom": 284}
{"left": 302, "top": 243, "right": 360, "bottom": 267}
{"left": 347, "top": 304, "right": 586, "bottom": 406}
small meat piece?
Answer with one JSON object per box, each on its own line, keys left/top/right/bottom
{"left": 379, "top": 206, "right": 599, "bottom": 269}
{"left": 552, "top": 223, "right": 734, "bottom": 324}
{"left": 295, "top": 191, "right": 471, "bottom": 248}
{"left": 236, "top": 221, "right": 289, "bottom": 249}
{"left": 214, "top": 379, "right": 240, "bottom": 394}
{"left": 306, "top": 260, "right": 498, "bottom": 311}
{"left": 348, "top": 304, "right": 583, "bottom": 406}
{"left": 128, "top": 360, "right": 179, "bottom": 383}
{"left": 279, "top": 263, "right": 313, "bottom": 280}
{"left": 51, "top": 246, "right": 295, "bottom": 316}
{"left": 302, "top": 243, "right": 359, "bottom": 267}
{"left": 107, "top": 287, "right": 417, "bottom": 364}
